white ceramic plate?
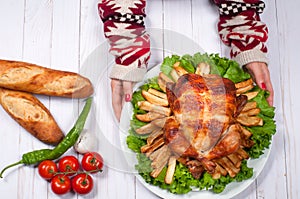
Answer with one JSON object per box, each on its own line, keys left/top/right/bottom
{"left": 119, "top": 64, "right": 272, "bottom": 199}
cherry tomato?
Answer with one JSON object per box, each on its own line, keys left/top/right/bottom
{"left": 51, "top": 174, "right": 71, "bottom": 195}
{"left": 81, "top": 152, "right": 104, "bottom": 173}
{"left": 72, "top": 173, "right": 94, "bottom": 195}
{"left": 38, "top": 160, "right": 58, "bottom": 180}
{"left": 58, "top": 155, "right": 80, "bottom": 176}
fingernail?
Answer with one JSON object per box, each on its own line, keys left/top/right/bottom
{"left": 261, "top": 83, "right": 266, "bottom": 90}
{"left": 125, "top": 94, "right": 131, "bottom": 102}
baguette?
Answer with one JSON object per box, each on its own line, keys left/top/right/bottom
{"left": 0, "top": 88, "right": 64, "bottom": 145}
{"left": 0, "top": 60, "right": 93, "bottom": 98}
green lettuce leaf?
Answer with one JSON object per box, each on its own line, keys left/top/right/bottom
{"left": 251, "top": 87, "right": 275, "bottom": 118}
{"left": 141, "top": 77, "right": 162, "bottom": 91}
{"left": 160, "top": 55, "right": 180, "bottom": 79}
{"left": 180, "top": 58, "right": 195, "bottom": 73}
{"left": 127, "top": 135, "right": 146, "bottom": 153}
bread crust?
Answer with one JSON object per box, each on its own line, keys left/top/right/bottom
{"left": 0, "top": 60, "right": 93, "bottom": 98}
{"left": 0, "top": 88, "right": 64, "bottom": 145}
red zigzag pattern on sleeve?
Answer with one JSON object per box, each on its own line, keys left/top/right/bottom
{"left": 98, "top": 0, "right": 150, "bottom": 68}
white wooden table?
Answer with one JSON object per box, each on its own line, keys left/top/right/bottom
{"left": 0, "top": 0, "right": 299, "bottom": 198}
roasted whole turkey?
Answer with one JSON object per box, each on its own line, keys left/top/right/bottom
{"left": 136, "top": 66, "right": 262, "bottom": 182}
{"left": 164, "top": 73, "right": 247, "bottom": 173}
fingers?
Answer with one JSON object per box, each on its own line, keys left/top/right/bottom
{"left": 122, "top": 81, "right": 134, "bottom": 102}
{"left": 111, "top": 79, "right": 135, "bottom": 122}
{"left": 111, "top": 79, "right": 123, "bottom": 121}
{"left": 265, "top": 78, "right": 274, "bottom": 106}
{"left": 245, "top": 62, "right": 274, "bottom": 106}
{"left": 264, "top": 69, "right": 274, "bottom": 106}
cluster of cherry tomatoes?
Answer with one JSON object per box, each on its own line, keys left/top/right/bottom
{"left": 38, "top": 152, "right": 103, "bottom": 195}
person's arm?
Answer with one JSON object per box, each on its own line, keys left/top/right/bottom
{"left": 98, "top": 0, "right": 150, "bottom": 121}
{"left": 212, "top": 0, "right": 273, "bottom": 105}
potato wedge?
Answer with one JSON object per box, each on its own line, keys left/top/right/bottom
{"left": 212, "top": 163, "right": 227, "bottom": 179}
{"left": 236, "top": 84, "right": 254, "bottom": 94}
{"left": 157, "top": 77, "right": 166, "bottom": 92}
{"left": 173, "top": 61, "right": 180, "bottom": 67}
{"left": 238, "top": 124, "right": 255, "bottom": 147}
{"left": 240, "top": 108, "right": 260, "bottom": 117}
{"left": 236, "top": 148, "right": 249, "bottom": 159}
{"left": 212, "top": 171, "right": 221, "bottom": 179}
{"left": 240, "top": 126, "right": 253, "bottom": 139}
{"left": 147, "top": 129, "right": 164, "bottom": 145}
{"left": 141, "top": 137, "right": 165, "bottom": 153}
{"left": 135, "top": 122, "right": 161, "bottom": 135}
{"left": 148, "top": 88, "right": 167, "bottom": 99}
{"left": 151, "top": 150, "right": 170, "bottom": 169}
{"left": 242, "top": 101, "right": 257, "bottom": 112}
{"left": 242, "top": 138, "right": 255, "bottom": 148}
{"left": 235, "top": 78, "right": 253, "bottom": 89}
{"left": 216, "top": 157, "right": 240, "bottom": 178}
{"left": 159, "top": 72, "right": 174, "bottom": 83}
{"left": 141, "top": 137, "right": 165, "bottom": 154}
{"left": 151, "top": 117, "right": 171, "bottom": 128}
{"left": 170, "top": 69, "right": 180, "bottom": 82}
{"left": 150, "top": 146, "right": 171, "bottom": 172}
{"left": 173, "top": 66, "right": 188, "bottom": 76}
{"left": 136, "top": 112, "right": 165, "bottom": 122}
{"left": 140, "top": 144, "right": 151, "bottom": 153}
{"left": 242, "top": 91, "right": 259, "bottom": 100}
{"left": 215, "top": 163, "right": 227, "bottom": 176}
{"left": 158, "top": 72, "right": 174, "bottom": 92}
{"left": 227, "top": 153, "right": 242, "bottom": 168}
{"left": 151, "top": 164, "right": 166, "bottom": 178}
{"left": 148, "top": 145, "right": 168, "bottom": 159}
{"left": 237, "top": 115, "right": 263, "bottom": 126}
{"left": 142, "top": 90, "right": 169, "bottom": 106}
{"left": 138, "top": 101, "right": 171, "bottom": 116}
{"left": 165, "top": 156, "right": 177, "bottom": 184}
{"left": 195, "top": 62, "right": 210, "bottom": 75}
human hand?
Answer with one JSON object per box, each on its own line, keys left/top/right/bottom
{"left": 244, "top": 62, "right": 274, "bottom": 106}
{"left": 111, "top": 79, "right": 135, "bottom": 122}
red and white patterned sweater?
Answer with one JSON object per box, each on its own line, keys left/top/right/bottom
{"left": 98, "top": 0, "right": 268, "bottom": 82}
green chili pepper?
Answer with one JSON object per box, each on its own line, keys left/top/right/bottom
{"left": 22, "top": 149, "right": 54, "bottom": 164}
{"left": 0, "top": 97, "right": 92, "bottom": 178}
{"left": 47, "top": 97, "right": 92, "bottom": 160}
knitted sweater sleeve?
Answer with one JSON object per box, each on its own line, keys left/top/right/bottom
{"left": 98, "top": 0, "right": 268, "bottom": 82}
{"left": 212, "top": 0, "right": 268, "bottom": 66}
{"left": 98, "top": 0, "right": 150, "bottom": 82}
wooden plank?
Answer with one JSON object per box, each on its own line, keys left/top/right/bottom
{"left": 191, "top": 0, "right": 222, "bottom": 55}
{"left": 49, "top": 0, "right": 81, "bottom": 198}
{"left": 233, "top": 0, "right": 288, "bottom": 197}
{"left": 146, "top": 0, "right": 164, "bottom": 70}
{"left": 80, "top": 0, "right": 104, "bottom": 62}
{"left": 49, "top": 0, "right": 81, "bottom": 141}
{"left": 0, "top": 1, "right": 24, "bottom": 59}
{"left": 0, "top": 2, "right": 25, "bottom": 199}
{"left": 274, "top": 0, "right": 300, "bottom": 199}
{"left": 163, "top": 0, "right": 199, "bottom": 57}
{"left": 18, "top": 0, "right": 53, "bottom": 199}
{"left": 253, "top": 0, "right": 288, "bottom": 197}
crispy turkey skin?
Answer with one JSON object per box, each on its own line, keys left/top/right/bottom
{"left": 164, "top": 73, "right": 242, "bottom": 172}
